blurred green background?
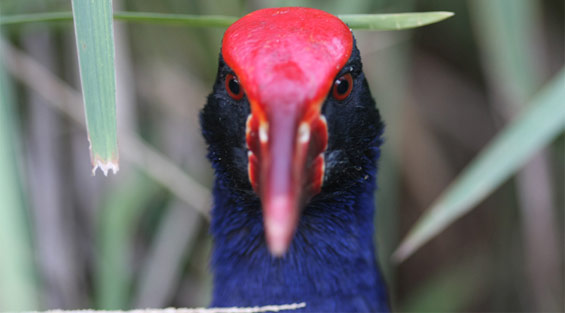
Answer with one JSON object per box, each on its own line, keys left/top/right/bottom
{"left": 0, "top": 0, "right": 563, "bottom": 312}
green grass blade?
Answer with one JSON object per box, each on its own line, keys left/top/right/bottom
{"left": 0, "top": 34, "right": 39, "bottom": 311}
{"left": 1, "top": 11, "right": 453, "bottom": 31}
{"left": 113, "top": 12, "right": 237, "bottom": 27}
{"left": 71, "top": 0, "right": 118, "bottom": 175}
{"left": 339, "top": 12, "right": 454, "bottom": 30}
{"left": 0, "top": 12, "right": 237, "bottom": 27}
{"left": 393, "top": 68, "right": 565, "bottom": 262}
{"left": 0, "top": 12, "right": 72, "bottom": 25}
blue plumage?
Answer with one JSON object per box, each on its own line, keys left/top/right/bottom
{"left": 201, "top": 39, "right": 389, "bottom": 312}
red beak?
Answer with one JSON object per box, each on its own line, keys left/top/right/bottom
{"left": 246, "top": 103, "right": 327, "bottom": 256}
{"left": 221, "top": 7, "right": 353, "bottom": 256}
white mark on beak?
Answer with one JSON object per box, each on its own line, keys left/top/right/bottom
{"left": 259, "top": 123, "right": 269, "bottom": 143}
{"left": 298, "top": 122, "right": 310, "bottom": 144}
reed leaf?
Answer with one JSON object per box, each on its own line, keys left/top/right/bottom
{"left": 71, "top": 0, "right": 118, "bottom": 175}
{"left": 0, "top": 34, "right": 39, "bottom": 311}
{"left": 339, "top": 12, "right": 454, "bottom": 30}
{"left": 394, "top": 68, "right": 565, "bottom": 262}
{"left": 2, "top": 11, "right": 453, "bottom": 30}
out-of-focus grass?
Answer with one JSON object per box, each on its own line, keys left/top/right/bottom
{"left": 0, "top": 32, "right": 39, "bottom": 310}
{"left": 401, "top": 253, "right": 486, "bottom": 312}
{"left": 133, "top": 201, "right": 203, "bottom": 308}
{"left": 95, "top": 173, "right": 159, "bottom": 309}
{"left": 356, "top": 16, "right": 413, "bottom": 308}
{"left": 395, "top": 0, "right": 561, "bottom": 261}
{"left": 470, "top": 0, "right": 542, "bottom": 110}
{"left": 394, "top": 68, "right": 565, "bottom": 261}
{"left": 470, "top": 1, "right": 562, "bottom": 310}
{"left": 2, "top": 36, "right": 213, "bottom": 308}
{"left": 404, "top": 279, "right": 472, "bottom": 312}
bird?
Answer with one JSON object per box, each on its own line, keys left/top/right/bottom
{"left": 200, "top": 7, "right": 389, "bottom": 312}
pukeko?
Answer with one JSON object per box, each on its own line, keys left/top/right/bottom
{"left": 200, "top": 7, "right": 389, "bottom": 312}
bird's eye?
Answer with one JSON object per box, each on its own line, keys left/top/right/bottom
{"left": 332, "top": 73, "right": 353, "bottom": 101}
{"left": 226, "top": 73, "right": 244, "bottom": 100}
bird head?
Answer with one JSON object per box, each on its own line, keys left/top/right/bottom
{"left": 201, "top": 7, "right": 382, "bottom": 257}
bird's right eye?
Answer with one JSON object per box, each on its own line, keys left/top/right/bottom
{"left": 332, "top": 73, "right": 353, "bottom": 101}
{"left": 226, "top": 74, "right": 244, "bottom": 100}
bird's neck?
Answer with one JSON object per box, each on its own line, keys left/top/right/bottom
{"left": 209, "top": 170, "right": 388, "bottom": 311}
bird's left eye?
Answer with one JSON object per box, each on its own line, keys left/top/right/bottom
{"left": 226, "top": 73, "right": 244, "bottom": 100}
{"left": 332, "top": 73, "right": 353, "bottom": 101}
